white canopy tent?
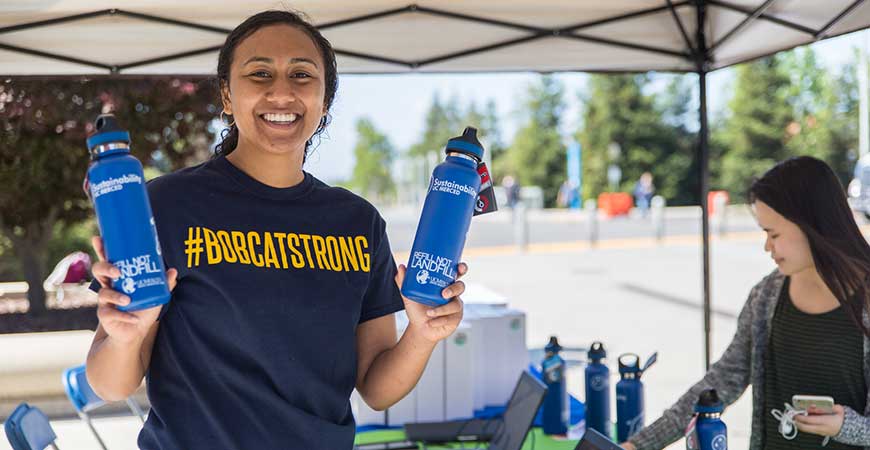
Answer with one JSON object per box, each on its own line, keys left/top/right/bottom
{"left": 3, "top": 0, "right": 870, "bottom": 367}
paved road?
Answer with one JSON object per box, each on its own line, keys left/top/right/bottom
{"left": 382, "top": 205, "right": 762, "bottom": 253}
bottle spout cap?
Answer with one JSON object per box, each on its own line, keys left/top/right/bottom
{"left": 588, "top": 341, "right": 606, "bottom": 361}
{"left": 545, "top": 336, "right": 562, "bottom": 354}
{"left": 618, "top": 353, "right": 640, "bottom": 376}
{"left": 445, "top": 126, "right": 484, "bottom": 161}
{"left": 695, "top": 388, "right": 724, "bottom": 413}
{"left": 86, "top": 113, "right": 131, "bottom": 151}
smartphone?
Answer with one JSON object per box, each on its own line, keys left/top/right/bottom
{"left": 792, "top": 395, "right": 835, "bottom": 414}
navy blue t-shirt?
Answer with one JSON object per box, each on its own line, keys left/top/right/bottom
{"left": 108, "top": 156, "right": 404, "bottom": 449}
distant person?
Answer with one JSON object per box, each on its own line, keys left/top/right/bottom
{"left": 557, "top": 180, "right": 578, "bottom": 209}
{"left": 622, "top": 157, "right": 870, "bottom": 450}
{"left": 502, "top": 174, "right": 521, "bottom": 208}
{"left": 633, "top": 172, "right": 655, "bottom": 217}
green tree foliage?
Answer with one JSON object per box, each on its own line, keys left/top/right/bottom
{"left": 716, "top": 56, "right": 794, "bottom": 195}
{"left": 409, "top": 94, "right": 460, "bottom": 157}
{"left": 507, "top": 75, "right": 567, "bottom": 207}
{"left": 350, "top": 118, "right": 396, "bottom": 201}
{"left": 407, "top": 94, "right": 505, "bottom": 187}
{"left": 460, "top": 100, "right": 505, "bottom": 172}
{"left": 0, "top": 77, "right": 217, "bottom": 314}
{"left": 482, "top": 100, "right": 507, "bottom": 162}
{"left": 578, "top": 74, "right": 696, "bottom": 204}
{"left": 782, "top": 48, "right": 858, "bottom": 184}
{"left": 715, "top": 49, "right": 858, "bottom": 195}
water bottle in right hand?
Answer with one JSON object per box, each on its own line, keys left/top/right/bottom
{"left": 401, "top": 127, "right": 484, "bottom": 306}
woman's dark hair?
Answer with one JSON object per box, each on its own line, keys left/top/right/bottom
{"left": 213, "top": 10, "right": 338, "bottom": 159}
{"left": 749, "top": 156, "right": 870, "bottom": 336}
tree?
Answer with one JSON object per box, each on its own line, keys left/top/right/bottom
{"left": 350, "top": 118, "right": 396, "bottom": 202}
{"left": 409, "top": 94, "right": 454, "bottom": 158}
{"left": 716, "top": 56, "right": 793, "bottom": 195}
{"left": 577, "top": 74, "right": 695, "bottom": 204}
{"left": 482, "top": 99, "right": 507, "bottom": 163}
{"left": 782, "top": 48, "right": 858, "bottom": 183}
{"left": 0, "top": 77, "right": 218, "bottom": 315}
{"left": 506, "top": 75, "right": 567, "bottom": 206}
{"left": 459, "top": 99, "right": 505, "bottom": 170}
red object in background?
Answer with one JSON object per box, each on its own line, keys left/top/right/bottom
{"left": 44, "top": 252, "right": 92, "bottom": 286}
{"left": 707, "top": 191, "right": 730, "bottom": 216}
{"left": 598, "top": 192, "right": 633, "bottom": 217}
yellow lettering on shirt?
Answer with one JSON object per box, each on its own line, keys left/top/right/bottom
{"left": 247, "top": 231, "right": 264, "bottom": 267}
{"left": 183, "top": 227, "right": 371, "bottom": 273}
{"left": 216, "top": 230, "right": 237, "bottom": 263}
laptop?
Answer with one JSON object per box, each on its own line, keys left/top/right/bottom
{"left": 574, "top": 427, "right": 624, "bottom": 450}
{"left": 403, "top": 370, "right": 547, "bottom": 450}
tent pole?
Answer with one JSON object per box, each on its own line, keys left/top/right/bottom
{"left": 699, "top": 69, "right": 712, "bottom": 371}
{"left": 695, "top": 0, "right": 712, "bottom": 372}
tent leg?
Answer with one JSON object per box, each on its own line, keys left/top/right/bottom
{"left": 699, "top": 69, "right": 712, "bottom": 372}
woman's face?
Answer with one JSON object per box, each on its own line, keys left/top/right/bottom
{"left": 754, "top": 200, "right": 815, "bottom": 276}
{"left": 221, "top": 24, "right": 327, "bottom": 157}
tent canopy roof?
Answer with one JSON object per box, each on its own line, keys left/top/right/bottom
{"left": 1, "top": 0, "right": 869, "bottom": 76}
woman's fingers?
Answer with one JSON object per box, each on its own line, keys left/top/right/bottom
{"left": 441, "top": 280, "right": 466, "bottom": 300}
{"left": 426, "top": 314, "right": 462, "bottom": 329}
{"left": 166, "top": 268, "right": 179, "bottom": 291}
{"left": 428, "top": 297, "right": 463, "bottom": 317}
{"left": 91, "top": 261, "right": 120, "bottom": 288}
{"left": 98, "top": 287, "right": 130, "bottom": 308}
{"left": 456, "top": 262, "right": 468, "bottom": 279}
{"left": 97, "top": 304, "right": 139, "bottom": 325}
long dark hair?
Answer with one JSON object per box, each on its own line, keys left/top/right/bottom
{"left": 749, "top": 156, "right": 870, "bottom": 336}
{"left": 213, "top": 10, "right": 339, "bottom": 160}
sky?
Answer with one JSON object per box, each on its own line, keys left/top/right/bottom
{"left": 301, "top": 31, "right": 866, "bottom": 184}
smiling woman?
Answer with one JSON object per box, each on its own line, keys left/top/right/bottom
{"left": 214, "top": 11, "right": 339, "bottom": 183}
{"left": 84, "top": 9, "right": 467, "bottom": 450}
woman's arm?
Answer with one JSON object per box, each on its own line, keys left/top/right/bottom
{"left": 355, "top": 263, "right": 466, "bottom": 411}
{"left": 87, "top": 321, "right": 160, "bottom": 401}
{"left": 85, "top": 236, "right": 176, "bottom": 401}
{"left": 626, "top": 284, "right": 759, "bottom": 450}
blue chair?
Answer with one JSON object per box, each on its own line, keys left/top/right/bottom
{"left": 62, "top": 364, "right": 146, "bottom": 450}
{"left": 4, "top": 403, "right": 59, "bottom": 450}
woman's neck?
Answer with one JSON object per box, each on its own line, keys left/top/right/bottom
{"left": 226, "top": 142, "right": 305, "bottom": 188}
{"left": 789, "top": 267, "right": 841, "bottom": 314}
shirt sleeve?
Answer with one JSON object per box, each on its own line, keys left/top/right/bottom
{"left": 833, "top": 406, "right": 870, "bottom": 446}
{"left": 358, "top": 218, "right": 404, "bottom": 324}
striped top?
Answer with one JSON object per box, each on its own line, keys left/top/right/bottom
{"left": 762, "top": 277, "right": 866, "bottom": 449}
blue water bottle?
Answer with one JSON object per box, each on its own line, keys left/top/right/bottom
{"left": 402, "top": 127, "right": 483, "bottom": 306}
{"left": 695, "top": 389, "right": 727, "bottom": 450}
{"left": 616, "top": 352, "right": 657, "bottom": 442}
{"left": 542, "top": 336, "right": 569, "bottom": 435}
{"left": 86, "top": 114, "right": 170, "bottom": 312}
{"left": 585, "top": 341, "right": 611, "bottom": 439}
